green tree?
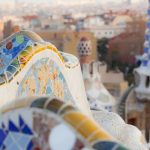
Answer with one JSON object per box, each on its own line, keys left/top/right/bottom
{"left": 111, "top": 50, "right": 119, "bottom": 69}
{"left": 97, "top": 38, "right": 109, "bottom": 62}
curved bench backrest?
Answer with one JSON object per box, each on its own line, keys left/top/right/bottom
{"left": 0, "top": 31, "right": 91, "bottom": 116}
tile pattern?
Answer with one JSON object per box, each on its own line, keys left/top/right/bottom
{"left": 31, "top": 98, "right": 130, "bottom": 150}
{"left": 93, "top": 141, "right": 129, "bottom": 150}
{"left": 0, "top": 31, "right": 81, "bottom": 86}
{"left": 0, "top": 31, "right": 64, "bottom": 85}
{"left": 0, "top": 97, "right": 132, "bottom": 150}
{"left": 77, "top": 37, "right": 92, "bottom": 56}
{"left": 0, "top": 108, "right": 90, "bottom": 150}
{"left": 17, "top": 58, "right": 74, "bottom": 103}
{"left": 0, "top": 35, "right": 33, "bottom": 84}
{"left": 92, "top": 111, "right": 147, "bottom": 150}
{"left": 0, "top": 115, "right": 33, "bottom": 150}
{"left": 0, "top": 35, "right": 32, "bottom": 74}
{"left": 142, "top": 0, "right": 150, "bottom": 66}
{"left": 60, "top": 52, "right": 79, "bottom": 69}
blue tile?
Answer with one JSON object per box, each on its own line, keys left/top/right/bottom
{"left": 18, "top": 134, "right": 33, "bottom": 148}
{"left": 7, "top": 143, "right": 20, "bottom": 150}
{"left": 8, "top": 120, "right": 19, "bottom": 132}
{"left": 19, "top": 116, "right": 24, "bottom": 128}
{"left": 144, "top": 47, "right": 149, "bottom": 53}
{"left": 27, "top": 141, "right": 33, "bottom": 150}
{"left": 21, "top": 125, "right": 33, "bottom": 135}
{"left": 0, "top": 129, "right": 6, "bottom": 146}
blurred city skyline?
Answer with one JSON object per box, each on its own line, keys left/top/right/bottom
{"left": 0, "top": 0, "right": 145, "bottom": 4}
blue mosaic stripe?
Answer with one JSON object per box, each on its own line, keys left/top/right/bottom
{"left": 0, "top": 35, "right": 34, "bottom": 74}
{"left": 142, "top": 60, "right": 148, "bottom": 66}
{"left": 0, "top": 116, "right": 33, "bottom": 149}
{"left": 142, "top": 1, "right": 150, "bottom": 67}
{"left": 144, "top": 47, "right": 149, "bottom": 53}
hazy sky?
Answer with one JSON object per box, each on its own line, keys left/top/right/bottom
{"left": 0, "top": 0, "right": 142, "bottom": 3}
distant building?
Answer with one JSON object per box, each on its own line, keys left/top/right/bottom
{"left": 76, "top": 36, "right": 128, "bottom": 112}
{"left": 83, "top": 15, "right": 133, "bottom": 39}
{"left": 99, "top": 64, "right": 129, "bottom": 101}
{"left": 77, "top": 37, "right": 117, "bottom": 112}
{"left": 0, "top": 21, "right": 4, "bottom": 40}
{"left": 36, "top": 30, "right": 97, "bottom": 60}
{"left": 118, "top": 2, "right": 150, "bottom": 142}
{"left": 88, "top": 25, "right": 125, "bottom": 39}
{"left": 3, "top": 20, "right": 14, "bottom": 38}
{"left": 112, "top": 15, "right": 133, "bottom": 28}
{"left": 84, "top": 16, "right": 105, "bottom": 29}
{"left": 22, "top": 15, "right": 41, "bottom": 30}
{"left": 108, "top": 32, "right": 144, "bottom": 64}
{"left": 3, "top": 20, "right": 21, "bottom": 38}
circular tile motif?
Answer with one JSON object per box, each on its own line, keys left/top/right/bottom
{"left": 16, "top": 35, "right": 24, "bottom": 44}
{"left": 0, "top": 108, "right": 90, "bottom": 150}
{"left": 49, "top": 124, "right": 76, "bottom": 150}
{"left": 6, "top": 42, "right": 13, "bottom": 50}
{"left": 31, "top": 98, "right": 115, "bottom": 146}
